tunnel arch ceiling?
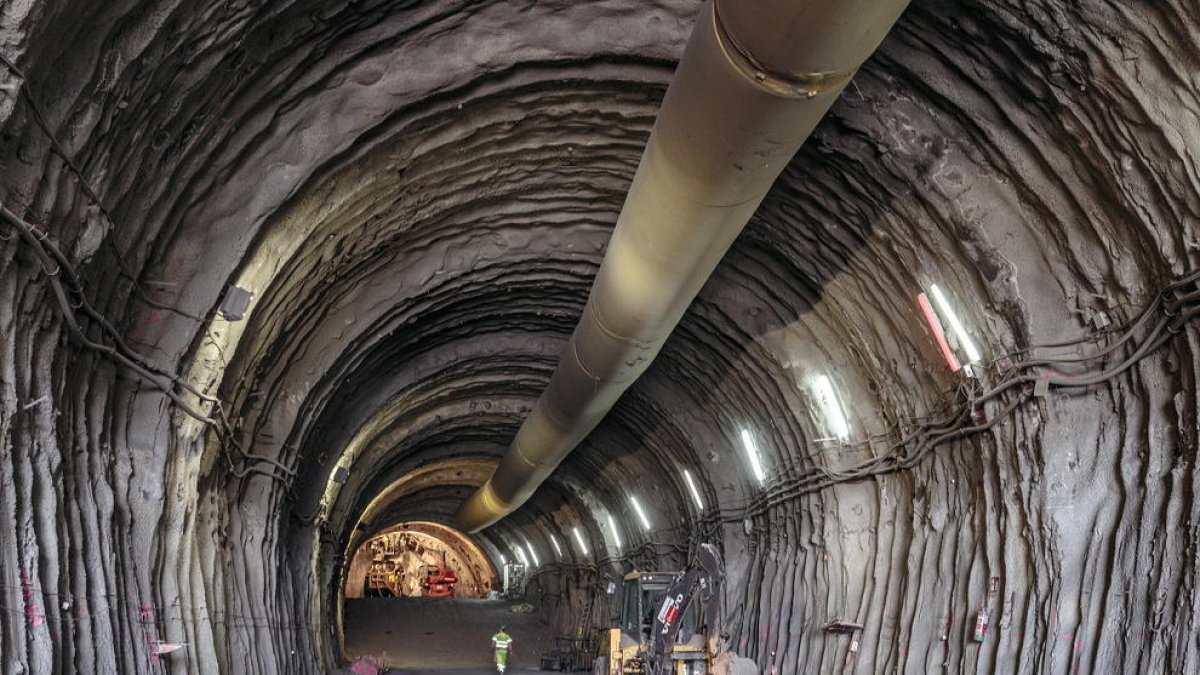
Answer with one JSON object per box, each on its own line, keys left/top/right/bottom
{"left": 0, "top": 0, "right": 1197, "bottom": 674}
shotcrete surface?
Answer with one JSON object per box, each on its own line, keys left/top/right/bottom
{"left": 0, "top": 0, "right": 1196, "bottom": 673}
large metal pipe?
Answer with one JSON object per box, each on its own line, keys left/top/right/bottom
{"left": 455, "top": 0, "right": 910, "bottom": 532}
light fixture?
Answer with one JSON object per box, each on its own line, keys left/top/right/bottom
{"left": 740, "top": 428, "right": 767, "bottom": 484}
{"left": 572, "top": 527, "right": 589, "bottom": 556}
{"left": 550, "top": 534, "right": 563, "bottom": 558}
{"left": 523, "top": 538, "right": 539, "bottom": 567}
{"left": 607, "top": 513, "right": 623, "bottom": 552}
{"left": 218, "top": 285, "right": 253, "bottom": 321}
{"left": 811, "top": 375, "right": 851, "bottom": 441}
{"left": 683, "top": 469, "right": 705, "bottom": 511}
{"left": 629, "top": 496, "right": 652, "bottom": 531}
{"left": 500, "top": 553, "right": 507, "bottom": 566}
{"left": 514, "top": 546, "right": 528, "bottom": 566}
{"left": 929, "top": 284, "right": 981, "bottom": 364}
{"left": 918, "top": 291, "right": 961, "bottom": 372}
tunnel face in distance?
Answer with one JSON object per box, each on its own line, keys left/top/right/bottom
{"left": 343, "top": 521, "right": 497, "bottom": 599}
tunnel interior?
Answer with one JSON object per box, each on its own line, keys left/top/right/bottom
{"left": 341, "top": 521, "right": 496, "bottom": 599}
{"left": 0, "top": 0, "right": 1198, "bottom": 674}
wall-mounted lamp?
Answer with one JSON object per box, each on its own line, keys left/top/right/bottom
{"left": 607, "top": 513, "right": 623, "bottom": 552}
{"left": 929, "top": 283, "right": 982, "bottom": 365}
{"left": 741, "top": 428, "right": 767, "bottom": 484}
{"left": 523, "top": 538, "right": 539, "bottom": 567}
{"left": 629, "top": 496, "right": 652, "bottom": 531}
{"left": 572, "top": 527, "right": 589, "bottom": 556}
{"left": 811, "top": 374, "right": 851, "bottom": 441}
{"left": 683, "top": 469, "right": 705, "bottom": 511}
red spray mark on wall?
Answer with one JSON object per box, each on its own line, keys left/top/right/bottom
{"left": 141, "top": 603, "right": 161, "bottom": 662}
{"left": 20, "top": 571, "right": 44, "bottom": 627}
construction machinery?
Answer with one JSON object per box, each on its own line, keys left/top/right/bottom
{"left": 502, "top": 562, "right": 527, "bottom": 599}
{"left": 419, "top": 563, "right": 458, "bottom": 597}
{"left": 595, "top": 544, "right": 724, "bottom": 675}
{"left": 366, "top": 564, "right": 398, "bottom": 597}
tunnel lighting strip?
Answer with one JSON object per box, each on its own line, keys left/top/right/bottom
{"left": 683, "top": 469, "right": 705, "bottom": 511}
{"left": 629, "top": 496, "right": 652, "bottom": 531}
{"left": 812, "top": 375, "right": 851, "bottom": 441}
{"left": 550, "top": 534, "right": 563, "bottom": 558}
{"left": 918, "top": 292, "right": 962, "bottom": 372}
{"left": 523, "top": 538, "right": 539, "bottom": 567}
{"left": 500, "top": 553, "right": 507, "bottom": 565}
{"left": 572, "top": 527, "right": 589, "bottom": 556}
{"left": 514, "top": 546, "right": 528, "bottom": 566}
{"left": 607, "top": 513, "right": 623, "bottom": 552}
{"left": 727, "top": 272, "right": 1200, "bottom": 518}
{"left": 740, "top": 429, "right": 767, "bottom": 485}
{"left": 930, "top": 284, "right": 982, "bottom": 364}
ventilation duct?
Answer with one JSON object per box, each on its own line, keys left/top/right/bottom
{"left": 455, "top": 0, "right": 911, "bottom": 532}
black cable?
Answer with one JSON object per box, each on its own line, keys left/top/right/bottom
{"left": 0, "top": 52, "right": 202, "bottom": 321}
{"left": 720, "top": 272, "right": 1198, "bottom": 521}
{"left": 0, "top": 203, "right": 294, "bottom": 482}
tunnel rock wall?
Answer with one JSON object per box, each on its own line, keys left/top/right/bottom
{"left": 0, "top": 0, "right": 1196, "bottom": 673}
{"left": 708, "top": 1, "right": 1200, "bottom": 672}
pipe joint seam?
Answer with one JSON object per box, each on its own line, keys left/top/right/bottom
{"left": 570, "top": 336, "right": 604, "bottom": 382}
{"left": 514, "top": 440, "right": 540, "bottom": 470}
{"left": 712, "top": 0, "right": 858, "bottom": 100}
{"left": 587, "top": 300, "right": 657, "bottom": 348}
{"left": 539, "top": 396, "right": 576, "bottom": 436}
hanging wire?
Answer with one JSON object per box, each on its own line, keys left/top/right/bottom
{"left": 0, "top": 203, "right": 293, "bottom": 483}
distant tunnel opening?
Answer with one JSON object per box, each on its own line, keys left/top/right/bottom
{"left": 339, "top": 522, "right": 552, "bottom": 671}
{"left": 342, "top": 521, "right": 498, "bottom": 599}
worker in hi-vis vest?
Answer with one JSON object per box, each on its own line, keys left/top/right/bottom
{"left": 491, "top": 625, "right": 513, "bottom": 673}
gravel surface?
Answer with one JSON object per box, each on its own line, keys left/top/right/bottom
{"left": 340, "top": 597, "right": 556, "bottom": 673}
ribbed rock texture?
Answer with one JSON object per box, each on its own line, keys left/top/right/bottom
{"left": 0, "top": 0, "right": 1196, "bottom": 673}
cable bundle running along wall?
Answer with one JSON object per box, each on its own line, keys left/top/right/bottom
{"left": 0, "top": 203, "right": 295, "bottom": 484}
{"left": 726, "top": 270, "right": 1200, "bottom": 520}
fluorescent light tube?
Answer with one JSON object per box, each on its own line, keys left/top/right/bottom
{"left": 607, "top": 513, "right": 623, "bottom": 552}
{"left": 741, "top": 428, "right": 767, "bottom": 484}
{"left": 572, "top": 527, "right": 589, "bottom": 556}
{"left": 683, "top": 469, "right": 704, "bottom": 511}
{"left": 930, "top": 284, "right": 981, "bottom": 363}
{"left": 812, "top": 375, "right": 851, "bottom": 441}
{"left": 630, "top": 496, "right": 652, "bottom": 531}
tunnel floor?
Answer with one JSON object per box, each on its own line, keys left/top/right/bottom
{"left": 339, "top": 597, "right": 553, "bottom": 673}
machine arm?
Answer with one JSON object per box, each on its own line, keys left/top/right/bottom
{"left": 647, "top": 544, "right": 725, "bottom": 674}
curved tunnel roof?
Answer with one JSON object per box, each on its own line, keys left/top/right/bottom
{"left": 0, "top": 0, "right": 1196, "bottom": 673}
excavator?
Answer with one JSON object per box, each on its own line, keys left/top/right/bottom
{"left": 595, "top": 544, "right": 724, "bottom": 675}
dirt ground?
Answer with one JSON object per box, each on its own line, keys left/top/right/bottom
{"left": 339, "top": 596, "right": 555, "bottom": 673}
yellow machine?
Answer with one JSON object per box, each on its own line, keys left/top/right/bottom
{"left": 595, "top": 545, "right": 722, "bottom": 675}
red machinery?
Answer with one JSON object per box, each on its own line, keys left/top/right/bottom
{"left": 420, "top": 564, "right": 458, "bottom": 597}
